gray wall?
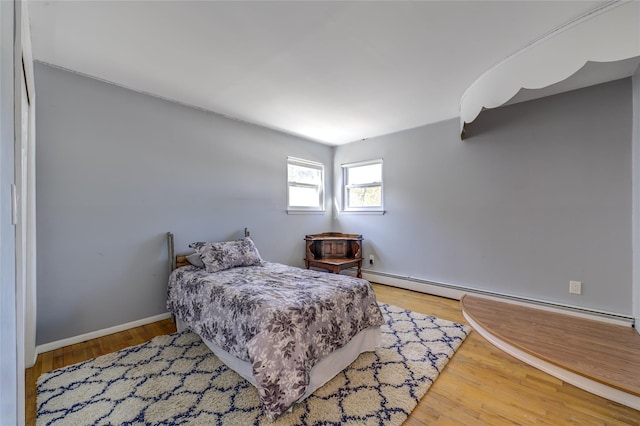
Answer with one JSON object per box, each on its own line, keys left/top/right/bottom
{"left": 35, "top": 63, "right": 334, "bottom": 345}
{"left": 35, "top": 60, "right": 635, "bottom": 345}
{"left": 334, "top": 79, "right": 633, "bottom": 315}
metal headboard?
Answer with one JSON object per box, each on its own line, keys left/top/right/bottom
{"left": 167, "top": 232, "right": 176, "bottom": 271}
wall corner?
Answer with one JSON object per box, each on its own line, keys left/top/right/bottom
{"left": 632, "top": 66, "right": 640, "bottom": 334}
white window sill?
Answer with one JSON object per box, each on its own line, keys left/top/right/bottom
{"left": 340, "top": 210, "right": 386, "bottom": 215}
{"left": 287, "top": 210, "right": 326, "bottom": 215}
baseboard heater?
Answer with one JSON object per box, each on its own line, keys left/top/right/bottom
{"left": 360, "top": 269, "right": 635, "bottom": 327}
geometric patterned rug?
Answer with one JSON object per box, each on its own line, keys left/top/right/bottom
{"left": 37, "top": 303, "right": 470, "bottom": 425}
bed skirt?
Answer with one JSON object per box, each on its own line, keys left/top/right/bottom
{"left": 176, "top": 317, "right": 381, "bottom": 402}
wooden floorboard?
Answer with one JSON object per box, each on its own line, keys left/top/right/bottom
{"left": 460, "top": 294, "right": 640, "bottom": 397}
{"left": 25, "top": 285, "right": 640, "bottom": 425}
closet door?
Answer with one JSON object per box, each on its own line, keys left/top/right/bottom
{"left": 0, "top": 1, "right": 17, "bottom": 424}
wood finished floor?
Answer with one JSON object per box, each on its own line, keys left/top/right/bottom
{"left": 25, "top": 284, "right": 640, "bottom": 425}
{"left": 461, "top": 294, "right": 640, "bottom": 398}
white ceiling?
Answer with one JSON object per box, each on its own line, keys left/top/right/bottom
{"left": 28, "top": 1, "right": 614, "bottom": 145}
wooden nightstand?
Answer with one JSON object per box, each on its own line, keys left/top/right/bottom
{"left": 304, "top": 232, "right": 363, "bottom": 278}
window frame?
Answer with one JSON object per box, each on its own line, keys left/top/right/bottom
{"left": 286, "top": 157, "right": 325, "bottom": 213}
{"left": 342, "top": 159, "right": 384, "bottom": 213}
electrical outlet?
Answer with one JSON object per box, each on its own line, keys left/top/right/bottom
{"left": 569, "top": 280, "right": 582, "bottom": 295}
{"left": 369, "top": 255, "right": 374, "bottom": 265}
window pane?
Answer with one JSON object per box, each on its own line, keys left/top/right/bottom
{"left": 347, "top": 164, "right": 381, "bottom": 185}
{"left": 287, "top": 158, "right": 324, "bottom": 211}
{"left": 289, "top": 186, "right": 320, "bottom": 207}
{"left": 288, "top": 164, "right": 321, "bottom": 185}
{"left": 347, "top": 186, "right": 381, "bottom": 207}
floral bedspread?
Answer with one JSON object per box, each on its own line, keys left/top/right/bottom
{"left": 167, "top": 262, "right": 384, "bottom": 420}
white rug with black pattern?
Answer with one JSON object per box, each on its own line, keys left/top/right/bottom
{"left": 37, "top": 303, "right": 470, "bottom": 425}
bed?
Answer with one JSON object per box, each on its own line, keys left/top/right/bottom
{"left": 165, "top": 232, "right": 384, "bottom": 420}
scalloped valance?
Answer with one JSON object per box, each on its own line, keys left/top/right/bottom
{"left": 459, "top": 1, "right": 640, "bottom": 139}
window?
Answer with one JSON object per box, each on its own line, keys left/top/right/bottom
{"left": 287, "top": 157, "right": 325, "bottom": 212}
{"left": 342, "top": 159, "right": 383, "bottom": 212}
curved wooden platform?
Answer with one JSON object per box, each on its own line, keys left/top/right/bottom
{"left": 461, "top": 294, "right": 640, "bottom": 410}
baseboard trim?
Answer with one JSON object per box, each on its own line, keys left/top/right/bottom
{"left": 462, "top": 310, "right": 640, "bottom": 410}
{"left": 35, "top": 312, "right": 173, "bottom": 355}
{"left": 362, "top": 270, "right": 634, "bottom": 327}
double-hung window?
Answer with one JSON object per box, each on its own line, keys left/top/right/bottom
{"left": 342, "top": 159, "right": 384, "bottom": 212}
{"left": 287, "top": 157, "right": 325, "bottom": 212}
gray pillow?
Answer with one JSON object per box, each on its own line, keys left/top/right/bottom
{"left": 185, "top": 252, "right": 205, "bottom": 268}
{"left": 189, "top": 237, "right": 263, "bottom": 273}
